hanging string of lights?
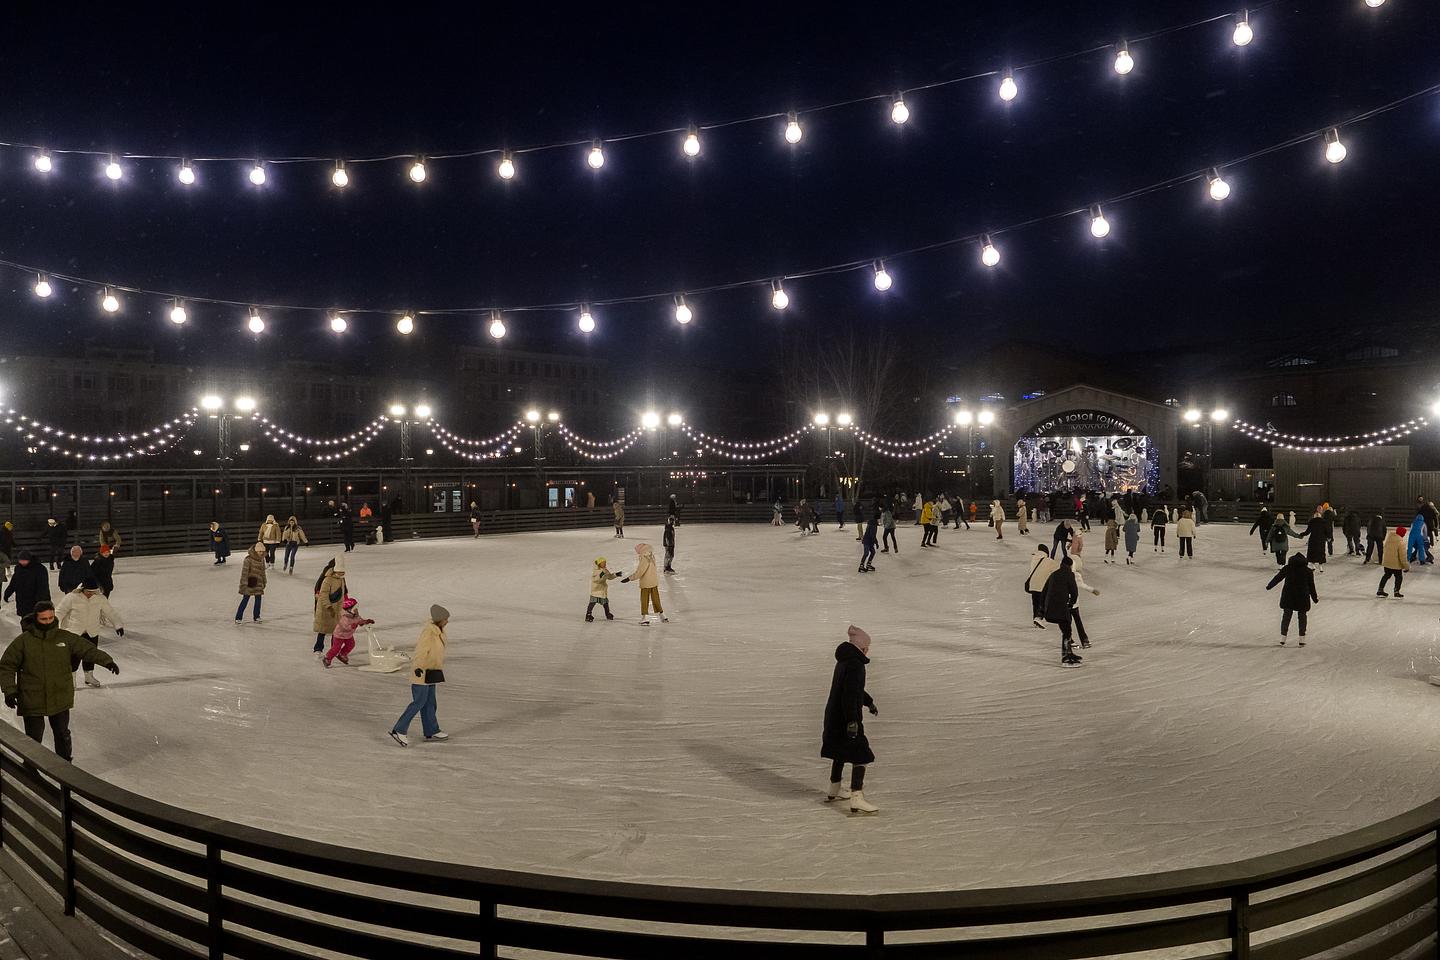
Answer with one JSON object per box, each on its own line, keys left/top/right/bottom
{"left": 1, "top": 1, "right": 1308, "bottom": 197}
{"left": 1232, "top": 417, "right": 1427, "bottom": 451}
{"left": 258, "top": 415, "right": 389, "bottom": 449}
{"left": 4, "top": 75, "right": 1435, "bottom": 340}
{"left": 852, "top": 427, "right": 956, "bottom": 459}
{"left": 1, "top": 408, "right": 197, "bottom": 462}
{"left": 428, "top": 420, "right": 527, "bottom": 449}
{"left": 556, "top": 425, "right": 645, "bottom": 460}
{"left": 681, "top": 425, "right": 812, "bottom": 460}
{"left": 312, "top": 421, "right": 389, "bottom": 463}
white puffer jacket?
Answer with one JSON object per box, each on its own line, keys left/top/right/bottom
{"left": 56, "top": 590, "right": 124, "bottom": 637}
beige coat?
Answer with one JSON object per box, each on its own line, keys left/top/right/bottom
{"left": 281, "top": 520, "right": 309, "bottom": 544}
{"left": 627, "top": 550, "right": 658, "bottom": 589}
{"left": 313, "top": 570, "right": 346, "bottom": 633}
{"left": 410, "top": 622, "right": 447, "bottom": 683}
{"left": 258, "top": 517, "right": 282, "bottom": 545}
{"left": 590, "top": 566, "right": 618, "bottom": 599}
{"left": 1176, "top": 516, "right": 1197, "bottom": 538}
{"left": 239, "top": 547, "right": 268, "bottom": 596}
{"left": 1383, "top": 531, "right": 1410, "bottom": 571}
{"left": 613, "top": 502, "right": 625, "bottom": 524}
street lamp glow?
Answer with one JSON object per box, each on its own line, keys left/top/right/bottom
{"left": 667, "top": 413, "right": 683, "bottom": 427}
{"left": 33, "top": 151, "right": 52, "bottom": 173}
{"left": 101, "top": 289, "right": 120, "bottom": 313}
{"left": 1233, "top": 15, "right": 1253, "bottom": 46}
{"left": 890, "top": 95, "right": 910, "bottom": 124}
{"left": 1089, "top": 205, "right": 1111, "bottom": 238}
{"left": 169, "top": 301, "right": 188, "bottom": 325}
{"left": 416, "top": 404, "right": 432, "bottom": 419}
{"left": 332, "top": 162, "right": 349, "bottom": 187}
{"left": 1183, "top": 408, "right": 1203, "bottom": 423}
{"left": 578, "top": 307, "right": 595, "bottom": 333}
{"left": 1365, "top": 0, "right": 1385, "bottom": 7}
{"left": 547, "top": 410, "right": 560, "bottom": 422}
{"left": 1324, "top": 128, "right": 1347, "bottom": 164}
{"left": 683, "top": 127, "right": 701, "bottom": 157}
{"left": 525, "top": 410, "right": 541, "bottom": 423}
{"left": 977, "top": 410, "right": 996, "bottom": 426}
{"left": 784, "top": 112, "right": 803, "bottom": 144}
{"left": 872, "top": 261, "right": 892, "bottom": 291}
{"left": 1210, "top": 409, "right": 1230, "bottom": 423}
{"left": 642, "top": 411, "right": 661, "bottom": 430}
{"left": 1113, "top": 42, "right": 1134, "bottom": 75}
{"left": 396, "top": 314, "right": 415, "bottom": 335}
{"left": 674, "top": 296, "right": 692, "bottom": 325}
{"left": 248, "top": 309, "right": 265, "bottom": 334}
{"left": 201, "top": 395, "right": 223, "bottom": 411}
{"left": 1207, "top": 169, "right": 1231, "bottom": 201}
{"left": 329, "top": 314, "right": 348, "bottom": 333}
{"left": 955, "top": 410, "right": 974, "bottom": 426}
{"left": 489, "top": 312, "right": 507, "bottom": 339}
{"left": 33, "top": 275, "right": 52, "bottom": 298}
{"left": 813, "top": 413, "right": 831, "bottom": 427}
{"left": 837, "top": 412, "right": 853, "bottom": 427}
{"left": 105, "top": 156, "right": 122, "bottom": 180}
{"left": 497, "top": 152, "right": 516, "bottom": 180}
{"left": 587, "top": 142, "right": 605, "bottom": 169}
{"left": 389, "top": 404, "right": 407, "bottom": 417}
{"left": 235, "top": 397, "right": 257, "bottom": 413}
{"left": 178, "top": 161, "right": 196, "bottom": 184}
{"left": 771, "top": 280, "right": 789, "bottom": 310}
{"left": 409, "top": 158, "right": 428, "bottom": 182}
{"left": 998, "top": 70, "right": 1018, "bottom": 102}
{"left": 980, "top": 235, "right": 1000, "bottom": 267}
{"left": 249, "top": 162, "right": 266, "bottom": 185}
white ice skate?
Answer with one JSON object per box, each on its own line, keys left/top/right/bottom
{"left": 639, "top": 617, "right": 651, "bottom": 626}
{"left": 358, "top": 624, "right": 412, "bottom": 674}
{"left": 849, "top": 791, "right": 878, "bottom": 814}
{"left": 825, "top": 782, "right": 851, "bottom": 802}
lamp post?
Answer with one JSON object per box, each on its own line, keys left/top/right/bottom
{"left": 953, "top": 408, "right": 996, "bottom": 497}
{"left": 201, "top": 394, "right": 257, "bottom": 512}
{"left": 812, "top": 413, "right": 833, "bottom": 495}
{"left": 389, "top": 402, "right": 433, "bottom": 509}
{"left": 1183, "top": 406, "right": 1230, "bottom": 478}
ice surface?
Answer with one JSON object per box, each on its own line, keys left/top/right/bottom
{"left": 16, "top": 520, "right": 1440, "bottom": 894}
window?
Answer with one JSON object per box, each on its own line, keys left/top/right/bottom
{"left": 141, "top": 375, "right": 164, "bottom": 395}
{"left": 311, "top": 384, "right": 331, "bottom": 402}
{"left": 508, "top": 360, "right": 518, "bottom": 375}
{"left": 1343, "top": 345, "right": 1400, "bottom": 361}
{"left": 1267, "top": 354, "right": 1317, "bottom": 368}
{"left": 108, "top": 373, "right": 133, "bottom": 396}
{"left": 1270, "top": 393, "right": 1297, "bottom": 407}
{"left": 75, "top": 373, "right": 96, "bottom": 391}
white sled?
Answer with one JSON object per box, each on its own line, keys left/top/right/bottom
{"left": 358, "top": 625, "right": 411, "bottom": 674}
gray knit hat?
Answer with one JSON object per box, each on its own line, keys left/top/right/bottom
{"left": 429, "top": 604, "right": 450, "bottom": 623}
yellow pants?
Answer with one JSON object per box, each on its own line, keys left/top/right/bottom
{"left": 641, "top": 587, "right": 663, "bottom": 615}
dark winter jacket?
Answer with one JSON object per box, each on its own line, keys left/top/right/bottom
{"left": 1249, "top": 509, "right": 1273, "bottom": 538}
{"left": 90, "top": 554, "right": 115, "bottom": 595}
{"left": 1367, "top": 515, "right": 1387, "bottom": 544}
{"left": 45, "top": 524, "right": 67, "bottom": 551}
{"left": 1051, "top": 524, "right": 1072, "bottom": 550}
{"left": 3, "top": 557, "right": 50, "bottom": 617}
{"left": 1320, "top": 509, "right": 1336, "bottom": 537}
{"left": 1150, "top": 508, "right": 1169, "bottom": 529}
{"left": 1266, "top": 555, "right": 1318, "bottom": 612}
{"left": 861, "top": 518, "right": 878, "bottom": 546}
{"left": 820, "top": 642, "right": 875, "bottom": 765}
{"left": 1042, "top": 563, "right": 1079, "bottom": 624}
{"left": 1302, "top": 518, "right": 1328, "bottom": 563}
{"left": 210, "top": 527, "right": 231, "bottom": 559}
{"left": 1423, "top": 502, "right": 1439, "bottom": 534}
{"left": 662, "top": 522, "right": 675, "bottom": 551}
{"left": 1269, "top": 522, "right": 1297, "bottom": 554}
{"left": 1123, "top": 516, "right": 1140, "bottom": 553}
{"left": 1342, "top": 512, "right": 1362, "bottom": 538}
{"left": 57, "top": 556, "right": 91, "bottom": 595}
{"left": 0, "top": 527, "right": 14, "bottom": 557}
{"left": 667, "top": 498, "right": 680, "bottom": 523}
{"left": 0, "top": 614, "right": 114, "bottom": 718}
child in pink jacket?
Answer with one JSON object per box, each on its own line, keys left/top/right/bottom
{"left": 324, "top": 597, "right": 375, "bottom": 667}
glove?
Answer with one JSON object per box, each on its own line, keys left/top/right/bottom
{"left": 3, "top": 694, "right": 14, "bottom": 710}
{"left": 115, "top": 628, "right": 124, "bottom": 637}
{"left": 620, "top": 578, "right": 630, "bottom": 584}
{"left": 868, "top": 703, "right": 878, "bottom": 716}
{"left": 845, "top": 721, "right": 858, "bottom": 738}
{"left": 106, "top": 662, "right": 120, "bottom": 675}
{"left": 1091, "top": 588, "right": 1101, "bottom": 596}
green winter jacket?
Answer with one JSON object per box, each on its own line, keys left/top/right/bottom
{"left": 0, "top": 616, "right": 114, "bottom": 717}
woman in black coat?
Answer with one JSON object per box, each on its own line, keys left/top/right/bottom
{"left": 821, "top": 625, "right": 879, "bottom": 814}
{"left": 1301, "top": 512, "right": 1328, "bottom": 568}
{"left": 2, "top": 552, "right": 49, "bottom": 617}
{"left": 1266, "top": 553, "right": 1318, "bottom": 645}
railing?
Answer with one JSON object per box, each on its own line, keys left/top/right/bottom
{"left": 0, "top": 720, "right": 1434, "bottom": 959}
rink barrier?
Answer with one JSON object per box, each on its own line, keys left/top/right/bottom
{"left": 0, "top": 725, "right": 1435, "bottom": 958}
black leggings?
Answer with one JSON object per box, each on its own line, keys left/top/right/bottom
{"left": 1379, "top": 569, "right": 1404, "bottom": 594}
{"left": 1281, "top": 609, "right": 1308, "bottom": 636}
{"left": 24, "top": 711, "right": 71, "bottom": 761}
{"left": 1365, "top": 539, "right": 1383, "bottom": 562}
{"left": 585, "top": 598, "right": 611, "bottom": 617}
{"left": 1153, "top": 527, "right": 1166, "bottom": 546}
{"left": 314, "top": 632, "right": 326, "bottom": 653}
{"left": 264, "top": 543, "right": 278, "bottom": 563}
{"left": 1179, "top": 537, "right": 1193, "bottom": 557}
{"left": 829, "top": 760, "right": 866, "bottom": 791}
{"left": 882, "top": 529, "right": 898, "bottom": 551}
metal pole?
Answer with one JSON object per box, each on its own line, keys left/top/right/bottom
{"left": 206, "top": 844, "right": 224, "bottom": 960}
{"left": 1229, "top": 891, "right": 1250, "bottom": 960}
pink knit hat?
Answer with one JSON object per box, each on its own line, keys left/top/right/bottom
{"left": 847, "top": 624, "right": 872, "bottom": 655}
{"left": 634, "top": 542, "right": 649, "bottom": 555}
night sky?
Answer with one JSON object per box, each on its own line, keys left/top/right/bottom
{"left": 0, "top": 0, "right": 1436, "bottom": 380}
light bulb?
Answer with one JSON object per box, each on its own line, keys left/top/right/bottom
{"left": 1324, "top": 128, "right": 1347, "bottom": 164}
{"left": 489, "top": 312, "right": 507, "bottom": 339}
{"left": 33, "top": 276, "right": 52, "bottom": 299}
{"left": 784, "top": 112, "right": 803, "bottom": 144}
{"left": 872, "top": 261, "right": 892, "bottom": 292}
{"left": 330, "top": 314, "right": 348, "bottom": 333}
{"left": 1089, "top": 205, "right": 1111, "bottom": 238}
{"left": 1233, "top": 17, "right": 1253, "bottom": 45}
{"left": 771, "top": 281, "right": 789, "bottom": 310}
{"left": 33, "top": 152, "right": 52, "bottom": 173}
{"left": 1365, "top": 0, "right": 1384, "bottom": 7}
{"left": 642, "top": 412, "right": 661, "bottom": 430}
{"left": 101, "top": 290, "right": 120, "bottom": 313}
{"left": 498, "top": 152, "right": 515, "bottom": 180}
{"left": 998, "top": 71, "right": 1018, "bottom": 102}
{"left": 409, "top": 158, "right": 427, "bottom": 183}
{"left": 396, "top": 314, "right": 415, "bottom": 335}
{"left": 248, "top": 310, "right": 265, "bottom": 333}
{"left": 577, "top": 308, "right": 595, "bottom": 333}
{"left": 978, "top": 410, "right": 996, "bottom": 426}
{"left": 332, "top": 163, "right": 349, "bottom": 187}
{"left": 178, "top": 161, "right": 196, "bottom": 184}
{"left": 1207, "top": 170, "right": 1231, "bottom": 201}
{"left": 389, "top": 404, "right": 407, "bottom": 417}
{"left": 667, "top": 413, "right": 683, "bottom": 427}
{"left": 955, "top": 410, "right": 973, "bottom": 426}
{"left": 170, "top": 302, "right": 188, "bottom": 325}
{"left": 587, "top": 142, "right": 605, "bottom": 169}
{"left": 249, "top": 163, "right": 267, "bottom": 185}
{"left": 1113, "top": 44, "right": 1134, "bottom": 75}
{"left": 415, "top": 404, "right": 432, "bottom": 419}
{"left": 674, "top": 296, "right": 692, "bottom": 324}
{"left": 683, "top": 127, "right": 700, "bottom": 157}
{"left": 890, "top": 96, "right": 910, "bottom": 124}
{"left": 980, "top": 235, "right": 1000, "bottom": 267}
{"left": 105, "top": 157, "right": 122, "bottom": 180}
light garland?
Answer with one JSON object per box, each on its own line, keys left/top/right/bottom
{"left": 681, "top": 424, "right": 813, "bottom": 461}
{"left": 852, "top": 426, "right": 956, "bottom": 459}
{"left": 1, "top": 408, "right": 197, "bottom": 462}
{"left": 5, "top": 79, "right": 1437, "bottom": 336}
{"left": 556, "top": 425, "right": 644, "bottom": 460}
{"left": 427, "top": 421, "right": 528, "bottom": 461}
{"left": 1232, "top": 417, "right": 1428, "bottom": 452}
{"left": 259, "top": 415, "right": 389, "bottom": 452}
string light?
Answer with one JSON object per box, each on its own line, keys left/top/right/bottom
{"left": 1113, "top": 42, "right": 1134, "bottom": 75}
{"left": 872, "top": 261, "right": 892, "bottom": 292}
{"left": 1089, "top": 204, "right": 1111, "bottom": 238}
{"left": 101, "top": 288, "right": 120, "bottom": 313}
{"left": 980, "top": 235, "right": 1000, "bottom": 267}
{"left": 683, "top": 127, "right": 701, "bottom": 157}
{"left": 998, "top": 70, "right": 1018, "bottom": 102}
{"left": 33, "top": 275, "right": 51, "bottom": 298}
{"left": 587, "top": 141, "right": 605, "bottom": 169}
{"left": 104, "top": 156, "right": 122, "bottom": 181}
{"left": 1233, "top": 12, "right": 1254, "bottom": 46}
{"left": 396, "top": 313, "right": 415, "bottom": 335}
{"left": 332, "top": 162, "right": 349, "bottom": 187}
{"left": 674, "top": 295, "right": 692, "bottom": 325}
{"left": 249, "top": 162, "right": 266, "bottom": 186}
{"left": 1207, "top": 168, "right": 1231, "bottom": 201}
{"left": 1324, "top": 127, "right": 1347, "bottom": 164}
{"left": 890, "top": 95, "right": 910, "bottom": 125}
{"left": 169, "top": 300, "right": 188, "bottom": 325}
{"left": 408, "top": 157, "right": 427, "bottom": 183}
{"left": 497, "top": 151, "right": 515, "bottom": 180}
{"left": 329, "top": 313, "right": 348, "bottom": 333}
{"left": 771, "top": 280, "right": 789, "bottom": 311}
{"left": 488, "top": 310, "right": 507, "bottom": 340}
{"left": 578, "top": 306, "right": 595, "bottom": 333}
{"left": 175, "top": 160, "right": 195, "bottom": 185}
{"left": 33, "top": 151, "right": 52, "bottom": 173}
{"left": 248, "top": 308, "right": 265, "bottom": 333}
{"left": 784, "top": 112, "right": 803, "bottom": 144}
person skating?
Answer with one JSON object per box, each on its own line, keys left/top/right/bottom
{"left": 1378, "top": 526, "right": 1411, "bottom": 598}
{"left": 57, "top": 545, "right": 91, "bottom": 595}
{"left": 1102, "top": 518, "right": 1119, "bottom": 563}
{"left": 620, "top": 543, "right": 667, "bottom": 625}
{"left": 1300, "top": 509, "right": 1329, "bottom": 572}
{"left": 3, "top": 553, "right": 48, "bottom": 619}
{"left": 0, "top": 521, "right": 14, "bottom": 560}
{"left": 1320, "top": 503, "right": 1337, "bottom": 556}
{"left": 667, "top": 494, "right": 681, "bottom": 528}
{"left": 1175, "top": 509, "right": 1197, "bottom": 559}
{"left": 662, "top": 516, "right": 677, "bottom": 574}
{"left": 1051, "top": 520, "right": 1073, "bottom": 560}
{"left": 1407, "top": 516, "right": 1431, "bottom": 566}
{"left": 937, "top": 494, "right": 953, "bottom": 529}
{"left": 1151, "top": 506, "right": 1169, "bottom": 552}
{"left": 1267, "top": 553, "right": 1318, "bottom": 645}
{"left": 771, "top": 500, "right": 784, "bottom": 527}
{"left": 44, "top": 518, "right": 66, "bottom": 571}
{"left": 1249, "top": 506, "right": 1273, "bottom": 553}
{"left": 880, "top": 505, "right": 898, "bottom": 554}
{"left": 258, "top": 514, "right": 282, "bottom": 566}
{"left": 853, "top": 497, "right": 864, "bottom": 541}
{"left": 338, "top": 503, "right": 356, "bottom": 553}
{"left": 1077, "top": 495, "right": 1091, "bottom": 532}
{"left": 469, "top": 502, "right": 482, "bottom": 538}
{"left": 585, "top": 557, "right": 621, "bottom": 621}
{"left": 991, "top": 500, "right": 1005, "bottom": 540}
{"left": 388, "top": 605, "right": 450, "bottom": 746}
{"left": 834, "top": 492, "right": 846, "bottom": 531}
{"left": 56, "top": 578, "right": 124, "bottom": 688}
{"left": 919, "top": 499, "right": 937, "bottom": 547}
{"left": 911, "top": 493, "right": 923, "bottom": 525}
{"left": 313, "top": 556, "right": 347, "bottom": 654}
{"left": 0, "top": 601, "right": 117, "bottom": 761}
{"left": 90, "top": 545, "right": 115, "bottom": 597}
{"left": 97, "top": 520, "right": 121, "bottom": 557}
{"left": 820, "top": 624, "right": 880, "bottom": 814}
{"left": 1342, "top": 509, "right": 1363, "bottom": 556}
{"left": 209, "top": 521, "right": 231, "bottom": 565}
{"left": 1425, "top": 500, "right": 1440, "bottom": 548}
{"left": 1122, "top": 513, "right": 1140, "bottom": 565}
{"left": 858, "top": 512, "right": 878, "bottom": 573}
{"left": 1025, "top": 544, "right": 1060, "bottom": 627}
{"left": 612, "top": 499, "right": 625, "bottom": 538}
{"left": 281, "top": 516, "right": 308, "bottom": 574}
{"left": 1016, "top": 498, "right": 1029, "bottom": 536}
{"left": 1269, "top": 518, "right": 1298, "bottom": 567}
{"left": 1043, "top": 557, "right": 1098, "bottom": 666}
{"left": 1068, "top": 546, "right": 1100, "bottom": 651}
{"left": 324, "top": 597, "right": 374, "bottom": 667}
{"left": 955, "top": 495, "right": 971, "bottom": 530}
{"left": 1364, "top": 514, "right": 1386, "bottom": 565}
{"left": 796, "top": 500, "right": 814, "bottom": 536}
{"left": 235, "top": 543, "right": 268, "bottom": 624}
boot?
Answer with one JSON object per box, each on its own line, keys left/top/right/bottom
{"left": 849, "top": 791, "right": 878, "bottom": 814}
{"left": 585, "top": 614, "right": 595, "bottom": 622}
{"left": 825, "top": 781, "right": 851, "bottom": 802}
{"left": 83, "top": 672, "right": 102, "bottom": 688}
{"left": 604, "top": 611, "right": 615, "bottom": 620}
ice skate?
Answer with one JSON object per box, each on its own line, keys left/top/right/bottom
{"left": 426, "top": 732, "right": 449, "bottom": 741}
{"left": 825, "top": 782, "right": 851, "bottom": 802}
{"left": 586, "top": 614, "right": 595, "bottom": 622}
{"left": 1395, "top": 593, "right": 1405, "bottom": 598}
{"left": 83, "top": 673, "right": 102, "bottom": 688}
{"left": 660, "top": 616, "right": 670, "bottom": 623}
{"left": 233, "top": 618, "right": 242, "bottom": 625}
{"left": 849, "top": 791, "right": 878, "bottom": 814}
{"left": 1079, "top": 639, "right": 1091, "bottom": 649}
{"left": 1298, "top": 639, "right": 1306, "bottom": 646}
{"left": 253, "top": 617, "right": 263, "bottom": 623}
{"left": 1377, "top": 591, "right": 1387, "bottom": 598}
{"left": 1032, "top": 617, "right": 1044, "bottom": 628}
{"left": 865, "top": 564, "right": 875, "bottom": 572}
{"left": 604, "top": 611, "right": 614, "bottom": 620}
{"left": 1061, "top": 656, "right": 1083, "bottom": 668}
{"left": 639, "top": 617, "right": 651, "bottom": 626}
{"left": 857, "top": 566, "right": 867, "bottom": 574}
{"left": 337, "top": 655, "right": 349, "bottom": 665}
{"left": 323, "top": 657, "right": 332, "bottom": 668}
{"left": 388, "top": 731, "right": 409, "bottom": 747}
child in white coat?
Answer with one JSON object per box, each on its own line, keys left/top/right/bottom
{"left": 56, "top": 578, "right": 125, "bottom": 688}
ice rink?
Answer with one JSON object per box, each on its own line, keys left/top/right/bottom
{"left": 15, "top": 517, "right": 1440, "bottom": 894}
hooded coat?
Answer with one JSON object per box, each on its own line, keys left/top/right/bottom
{"left": 590, "top": 563, "right": 619, "bottom": 599}
{"left": 4, "top": 555, "right": 50, "bottom": 617}
{"left": 1025, "top": 549, "right": 1060, "bottom": 595}
{"left": 258, "top": 516, "right": 282, "bottom": 545}
{"left": 1266, "top": 554, "right": 1318, "bottom": 612}
{"left": 312, "top": 561, "right": 347, "bottom": 634}
{"left": 1123, "top": 515, "right": 1141, "bottom": 553}
{"left": 1249, "top": 508, "right": 1273, "bottom": 540}
{"left": 239, "top": 546, "right": 268, "bottom": 596}
{"left": 409, "top": 620, "right": 447, "bottom": 685}
{"left": 98, "top": 522, "right": 121, "bottom": 552}
{"left": 1407, "top": 518, "right": 1429, "bottom": 562}
{"left": 1042, "top": 562, "right": 1079, "bottom": 624}
{"left": 57, "top": 589, "right": 124, "bottom": 637}
{"left": 281, "top": 518, "right": 309, "bottom": 544}
{"left": 57, "top": 553, "right": 92, "bottom": 595}
{"left": 1342, "top": 511, "right": 1362, "bottom": 539}
{"left": 1301, "top": 517, "right": 1328, "bottom": 564}
{"left": 1384, "top": 530, "right": 1411, "bottom": 571}
{"left": 1367, "top": 515, "right": 1387, "bottom": 545}
{"left": 45, "top": 523, "right": 67, "bottom": 551}
{"left": 0, "top": 614, "right": 113, "bottom": 717}
{"left": 91, "top": 550, "right": 115, "bottom": 594}
{"left": 210, "top": 525, "right": 231, "bottom": 559}
{"left": 820, "top": 641, "right": 875, "bottom": 765}
{"left": 1104, "top": 520, "right": 1119, "bottom": 552}
{"left": 627, "top": 545, "right": 659, "bottom": 588}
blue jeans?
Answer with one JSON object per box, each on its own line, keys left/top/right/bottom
{"left": 235, "top": 595, "right": 262, "bottom": 620}
{"left": 393, "top": 684, "right": 439, "bottom": 738}
{"left": 283, "top": 542, "right": 299, "bottom": 570}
